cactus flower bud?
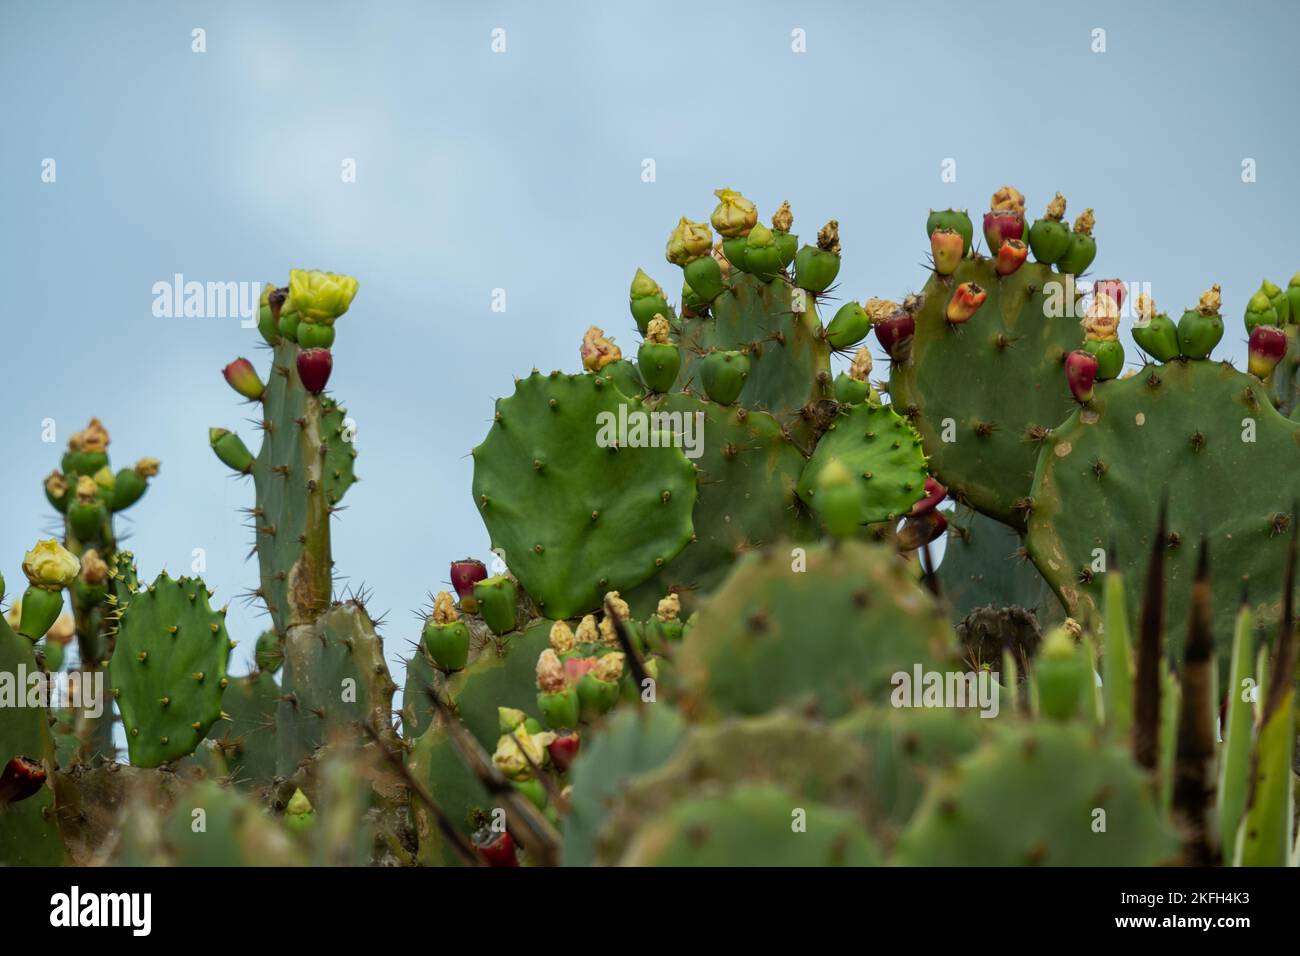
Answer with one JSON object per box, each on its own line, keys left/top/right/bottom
{"left": 537, "top": 648, "right": 568, "bottom": 693}
{"left": 990, "top": 185, "right": 1025, "bottom": 215}
{"left": 1065, "top": 350, "right": 1099, "bottom": 403}
{"left": 79, "top": 549, "right": 108, "bottom": 587}
{"left": 710, "top": 188, "right": 758, "bottom": 238}
{"left": 946, "top": 281, "right": 987, "bottom": 324}
{"left": 92, "top": 466, "right": 115, "bottom": 495}
{"left": 1248, "top": 324, "right": 1288, "bottom": 380}
{"left": 296, "top": 348, "right": 333, "bottom": 395}
{"left": 580, "top": 326, "right": 621, "bottom": 372}
{"left": 594, "top": 652, "right": 625, "bottom": 683}
{"left": 742, "top": 221, "right": 784, "bottom": 276}
{"left": 1082, "top": 293, "right": 1120, "bottom": 341}
{"left": 222, "top": 358, "right": 265, "bottom": 400}
{"left": 665, "top": 217, "right": 713, "bottom": 266}
{"left": 286, "top": 269, "right": 359, "bottom": 324}
{"left": 498, "top": 707, "right": 528, "bottom": 734}
{"left": 549, "top": 620, "right": 577, "bottom": 654}
{"left": 23, "top": 540, "right": 80, "bottom": 590}
{"left": 629, "top": 268, "right": 670, "bottom": 334}
{"left": 771, "top": 200, "right": 793, "bottom": 233}
{"left": 1244, "top": 290, "right": 1278, "bottom": 334}
{"left": 574, "top": 614, "right": 599, "bottom": 645}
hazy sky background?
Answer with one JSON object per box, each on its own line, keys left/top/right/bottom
{"left": 2, "top": 0, "right": 1298, "bottom": 687}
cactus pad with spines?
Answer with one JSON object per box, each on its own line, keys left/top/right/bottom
{"left": 472, "top": 371, "right": 698, "bottom": 619}
{"left": 896, "top": 721, "right": 1180, "bottom": 865}
{"left": 108, "top": 570, "right": 232, "bottom": 768}
{"left": 796, "top": 402, "right": 929, "bottom": 526}
{"left": 677, "top": 539, "right": 954, "bottom": 720}
{"left": 1025, "top": 360, "right": 1300, "bottom": 663}
{"left": 889, "top": 259, "right": 1083, "bottom": 529}
{"left": 624, "top": 392, "right": 816, "bottom": 615}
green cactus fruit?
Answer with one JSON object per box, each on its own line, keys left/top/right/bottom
{"left": 1286, "top": 272, "right": 1300, "bottom": 325}
{"left": 888, "top": 258, "right": 1083, "bottom": 531}
{"left": 1132, "top": 311, "right": 1180, "bottom": 362}
{"left": 1056, "top": 210, "right": 1097, "bottom": 275}
{"left": 17, "top": 586, "right": 63, "bottom": 640}
{"left": 1260, "top": 278, "right": 1290, "bottom": 325}
{"left": 1083, "top": 338, "right": 1124, "bottom": 380}
{"left": 110, "top": 467, "right": 148, "bottom": 511}
{"left": 1176, "top": 305, "right": 1224, "bottom": 360}
{"left": 794, "top": 221, "right": 842, "bottom": 292}
{"left": 683, "top": 255, "right": 724, "bottom": 302}
{"left": 109, "top": 571, "right": 231, "bottom": 768}
{"left": 699, "top": 349, "right": 751, "bottom": 405}
{"left": 832, "top": 372, "right": 872, "bottom": 405}
{"left": 423, "top": 620, "right": 471, "bottom": 671}
{"left": 629, "top": 269, "right": 670, "bottom": 334}
{"left": 1243, "top": 290, "right": 1278, "bottom": 334}
{"left": 678, "top": 539, "right": 953, "bottom": 719}
{"left": 722, "top": 237, "right": 749, "bottom": 272}
{"left": 209, "top": 427, "right": 254, "bottom": 474}
{"left": 472, "top": 371, "right": 697, "bottom": 619}
{"left": 1034, "top": 627, "right": 1089, "bottom": 720}
{"left": 254, "top": 629, "right": 283, "bottom": 673}
{"left": 1026, "top": 360, "right": 1298, "bottom": 666}
{"left": 637, "top": 342, "right": 680, "bottom": 394}
{"left": 512, "top": 775, "right": 547, "bottom": 810}
{"left": 797, "top": 402, "right": 929, "bottom": 525}
{"left": 773, "top": 232, "right": 797, "bottom": 267}
{"left": 741, "top": 223, "right": 784, "bottom": 278}
{"left": 277, "top": 306, "right": 301, "bottom": 342}
{"left": 809, "top": 458, "right": 860, "bottom": 538}
{"left": 681, "top": 279, "right": 706, "bottom": 315}
{"left": 925, "top": 209, "right": 973, "bottom": 257}
{"left": 538, "top": 687, "right": 580, "bottom": 729}
{"left": 296, "top": 321, "right": 335, "bottom": 349}
{"left": 577, "top": 673, "right": 620, "bottom": 720}
{"left": 1027, "top": 218, "right": 1070, "bottom": 264}
{"left": 473, "top": 575, "right": 518, "bottom": 635}
{"left": 284, "top": 788, "right": 316, "bottom": 834}
{"left": 897, "top": 722, "right": 1179, "bottom": 865}
{"left": 825, "top": 301, "right": 872, "bottom": 350}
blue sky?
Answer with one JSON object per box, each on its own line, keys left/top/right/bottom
{"left": 2, "top": 0, "right": 1298, "bottom": 683}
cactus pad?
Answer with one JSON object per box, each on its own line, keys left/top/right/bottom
{"left": 108, "top": 571, "right": 232, "bottom": 768}
{"left": 677, "top": 540, "right": 954, "bottom": 720}
{"left": 472, "top": 371, "right": 698, "bottom": 618}
{"left": 889, "top": 260, "right": 1082, "bottom": 529}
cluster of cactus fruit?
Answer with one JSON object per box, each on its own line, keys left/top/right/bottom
{"left": 3, "top": 186, "right": 1299, "bottom": 868}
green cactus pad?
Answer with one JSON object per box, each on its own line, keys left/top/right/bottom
{"left": 1025, "top": 360, "right": 1300, "bottom": 664}
{"left": 677, "top": 540, "right": 954, "bottom": 720}
{"left": 618, "top": 782, "right": 880, "bottom": 866}
{"left": 896, "top": 722, "right": 1179, "bottom": 865}
{"left": 0, "top": 616, "right": 65, "bottom": 865}
{"left": 889, "top": 259, "right": 1083, "bottom": 530}
{"left": 936, "top": 505, "right": 1064, "bottom": 626}
{"left": 624, "top": 392, "right": 816, "bottom": 616}
{"left": 562, "top": 706, "right": 688, "bottom": 866}
{"left": 211, "top": 670, "right": 280, "bottom": 788}
{"left": 673, "top": 272, "right": 832, "bottom": 443}
{"left": 108, "top": 571, "right": 231, "bottom": 768}
{"left": 472, "top": 371, "right": 698, "bottom": 619}
{"left": 276, "top": 601, "right": 396, "bottom": 776}
{"left": 796, "top": 402, "right": 929, "bottom": 526}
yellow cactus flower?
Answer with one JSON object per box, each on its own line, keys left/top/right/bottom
{"left": 710, "top": 188, "right": 758, "bottom": 238}
{"left": 22, "top": 540, "right": 81, "bottom": 590}
{"left": 665, "top": 217, "right": 713, "bottom": 266}
{"left": 287, "top": 269, "right": 359, "bottom": 324}
{"left": 493, "top": 726, "right": 557, "bottom": 778}
{"left": 580, "top": 326, "right": 622, "bottom": 372}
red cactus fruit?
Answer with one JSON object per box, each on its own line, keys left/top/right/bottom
{"left": 1065, "top": 350, "right": 1099, "bottom": 403}
{"left": 450, "top": 558, "right": 488, "bottom": 610}
{"left": 994, "top": 239, "right": 1028, "bottom": 277}
{"left": 296, "top": 348, "right": 333, "bottom": 395}
{"left": 875, "top": 311, "right": 916, "bottom": 361}
{"left": 222, "top": 358, "right": 265, "bottom": 400}
{"left": 473, "top": 828, "right": 519, "bottom": 867}
{"left": 1248, "top": 324, "right": 1288, "bottom": 380}
{"left": 547, "top": 731, "right": 581, "bottom": 772}
{"left": 909, "top": 477, "right": 948, "bottom": 517}
{"left": 0, "top": 756, "right": 47, "bottom": 807}
{"left": 946, "top": 282, "right": 987, "bottom": 324}
{"left": 982, "top": 208, "right": 1024, "bottom": 252}
{"left": 930, "top": 228, "right": 964, "bottom": 276}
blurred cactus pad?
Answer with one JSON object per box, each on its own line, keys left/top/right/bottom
{"left": 3, "top": 190, "right": 1300, "bottom": 870}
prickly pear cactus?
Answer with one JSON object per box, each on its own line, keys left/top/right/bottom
{"left": 471, "top": 371, "right": 698, "bottom": 619}
{"left": 1025, "top": 359, "right": 1299, "bottom": 662}
{"left": 108, "top": 568, "right": 232, "bottom": 768}
{"left": 896, "top": 722, "right": 1180, "bottom": 865}
{"left": 889, "top": 257, "right": 1083, "bottom": 530}
{"left": 677, "top": 539, "right": 954, "bottom": 720}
